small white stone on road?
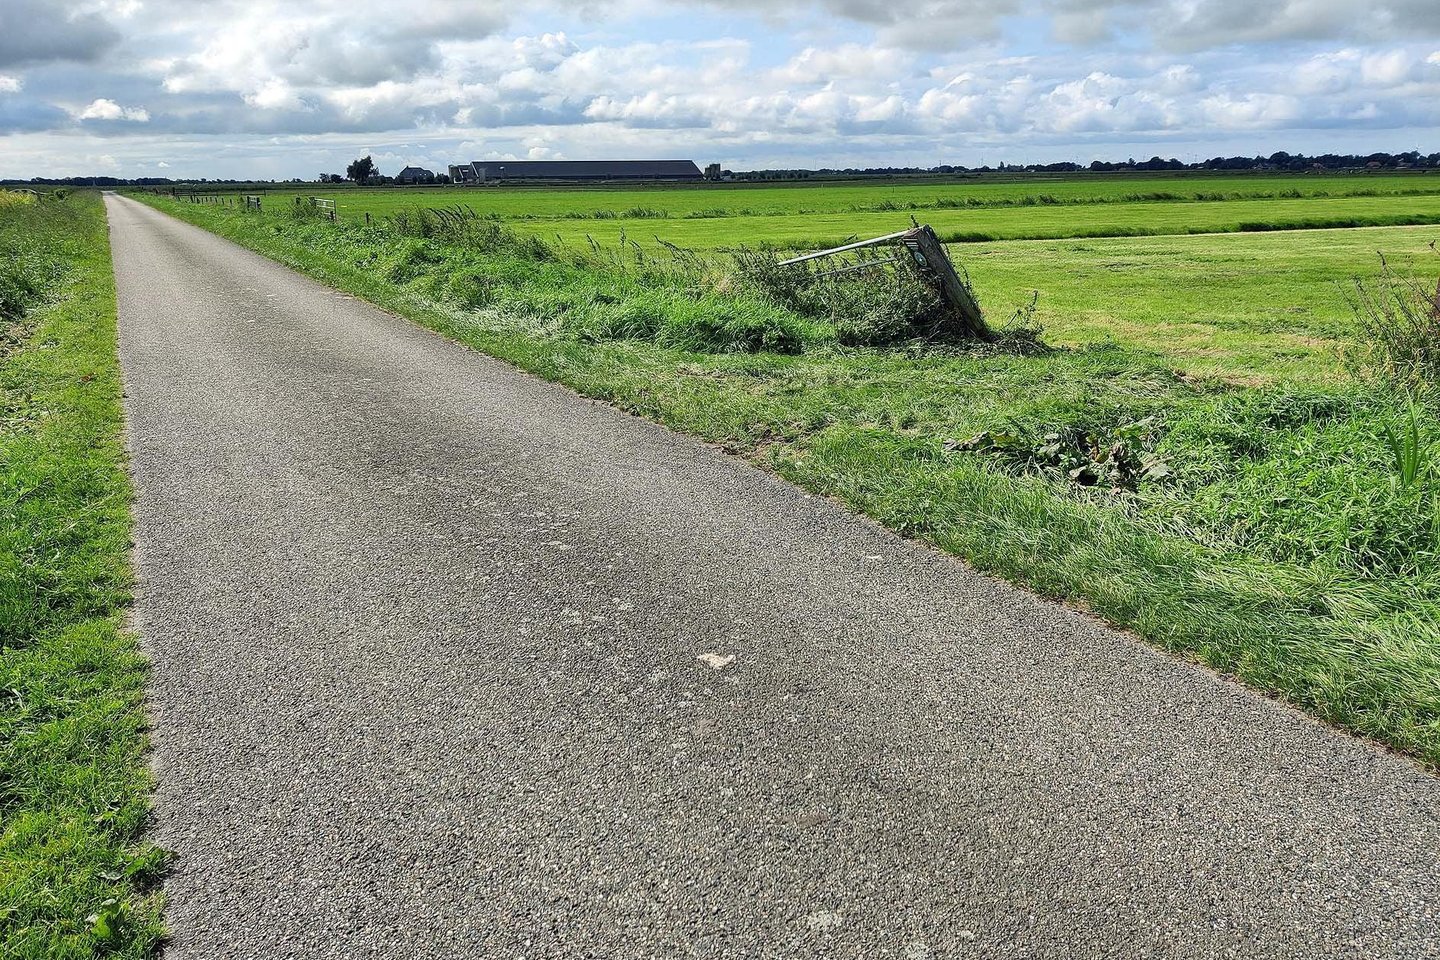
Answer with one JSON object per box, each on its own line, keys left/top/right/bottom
{"left": 805, "top": 911, "right": 843, "bottom": 932}
{"left": 697, "top": 653, "right": 735, "bottom": 670}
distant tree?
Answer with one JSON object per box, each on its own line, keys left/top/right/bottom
{"left": 345, "top": 156, "right": 376, "bottom": 185}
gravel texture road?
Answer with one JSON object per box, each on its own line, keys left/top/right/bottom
{"left": 107, "top": 194, "right": 1440, "bottom": 958}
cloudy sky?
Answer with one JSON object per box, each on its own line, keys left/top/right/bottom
{"left": 0, "top": 0, "right": 1437, "bottom": 179}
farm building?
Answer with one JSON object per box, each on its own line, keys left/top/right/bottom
{"left": 448, "top": 160, "right": 703, "bottom": 183}
{"left": 395, "top": 166, "right": 436, "bottom": 184}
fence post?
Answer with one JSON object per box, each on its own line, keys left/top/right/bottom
{"left": 903, "top": 225, "right": 990, "bottom": 340}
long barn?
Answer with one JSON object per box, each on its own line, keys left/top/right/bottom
{"left": 448, "top": 159, "right": 703, "bottom": 183}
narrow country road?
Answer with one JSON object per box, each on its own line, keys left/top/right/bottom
{"left": 107, "top": 194, "right": 1440, "bottom": 959}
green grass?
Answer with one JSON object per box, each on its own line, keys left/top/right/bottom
{"left": 963, "top": 227, "right": 1440, "bottom": 382}
{"left": 162, "top": 186, "right": 1440, "bottom": 383}
{"left": 0, "top": 193, "right": 163, "bottom": 957}
{"left": 164, "top": 177, "right": 1440, "bottom": 383}
{"left": 171, "top": 173, "right": 1440, "bottom": 250}
{"left": 185, "top": 172, "right": 1439, "bottom": 218}
{"left": 138, "top": 191, "right": 1440, "bottom": 769}
{"left": 524, "top": 195, "right": 1440, "bottom": 251}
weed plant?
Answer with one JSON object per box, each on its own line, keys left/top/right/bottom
{"left": 1349, "top": 253, "right": 1440, "bottom": 390}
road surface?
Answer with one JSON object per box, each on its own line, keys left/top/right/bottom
{"left": 107, "top": 194, "right": 1440, "bottom": 958}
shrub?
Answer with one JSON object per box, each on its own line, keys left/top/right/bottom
{"left": 0, "top": 251, "right": 59, "bottom": 322}
{"left": 659, "top": 298, "right": 803, "bottom": 354}
{"left": 735, "top": 248, "right": 958, "bottom": 347}
{"left": 0, "top": 200, "right": 71, "bottom": 324}
{"left": 581, "top": 295, "right": 667, "bottom": 342}
{"left": 378, "top": 237, "right": 436, "bottom": 283}
{"left": 445, "top": 265, "right": 498, "bottom": 308}
{"left": 387, "top": 204, "right": 551, "bottom": 260}
{"left": 832, "top": 278, "right": 941, "bottom": 347}
{"left": 1350, "top": 258, "right": 1440, "bottom": 389}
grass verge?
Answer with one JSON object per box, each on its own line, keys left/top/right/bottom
{"left": 0, "top": 192, "right": 163, "bottom": 957}
{"left": 136, "top": 194, "right": 1440, "bottom": 768}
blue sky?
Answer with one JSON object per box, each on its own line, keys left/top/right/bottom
{"left": 0, "top": 0, "right": 1437, "bottom": 179}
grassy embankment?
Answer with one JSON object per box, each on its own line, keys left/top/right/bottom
{"left": 0, "top": 191, "right": 164, "bottom": 957}
{"left": 137, "top": 191, "right": 1440, "bottom": 768}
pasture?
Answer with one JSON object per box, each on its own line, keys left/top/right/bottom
{"left": 189, "top": 173, "right": 1440, "bottom": 247}
{"left": 172, "top": 174, "right": 1440, "bottom": 382}
{"left": 208, "top": 172, "right": 1438, "bottom": 225}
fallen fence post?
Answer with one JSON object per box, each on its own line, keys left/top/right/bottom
{"left": 902, "top": 225, "right": 989, "bottom": 339}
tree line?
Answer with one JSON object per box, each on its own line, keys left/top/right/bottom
{"left": 10, "top": 148, "right": 1437, "bottom": 188}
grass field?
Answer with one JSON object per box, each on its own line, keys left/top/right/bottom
{"left": 0, "top": 192, "right": 163, "bottom": 958}
{"left": 194, "top": 172, "right": 1439, "bottom": 217}
{"left": 137, "top": 181, "right": 1440, "bottom": 769}
{"left": 167, "top": 176, "right": 1440, "bottom": 382}
{"left": 177, "top": 174, "right": 1440, "bottom": 249}
{"left": 966, "top": 227, "right": 1440, "bottom": 381}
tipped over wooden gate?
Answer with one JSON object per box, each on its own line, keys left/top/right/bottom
{"left": 777, "top": 224, "right": 991, "bottom": 340}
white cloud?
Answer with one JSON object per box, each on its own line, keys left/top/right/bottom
{"left": 245, "top": 79, "right": 305, "bottom": 112}
{"left": 775, "top": 44, "right": 911, "bottom": 85}
{"left": 1199, "top": 92, "right": 1302, "bottom": 129}
{"left": 1, "top": 0, "right": 1438, "bottom": 178}
{"left": 74, "top": 97, "right": 149, "bottom": 121}
{"left": 1360, "top": 50, "right": 1418, "bottom": 86}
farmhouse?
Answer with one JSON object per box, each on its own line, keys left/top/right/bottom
{"left": 395, "top": 165, "right": 435, "bottom": 184}
{"left": 448, "top": 159, "right": 703, "bottom": 183}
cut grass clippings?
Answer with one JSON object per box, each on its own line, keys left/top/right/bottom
{"left": 136, "top": 192, "right": 1440, "bottom": 770}
{"left": 0, "top": 192, "right": 164, "bottom": 958}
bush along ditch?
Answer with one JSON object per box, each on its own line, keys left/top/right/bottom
{"left": 138, "top": 192, "right": 1440, "bottom": 768}
{"left": 282, "top": 202, "right": 816, "bottom": 355}
{"left": 2, "top": 192, "right": 165, "bottom": 957}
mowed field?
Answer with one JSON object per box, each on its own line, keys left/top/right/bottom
{"left": 215, "top": 173, "right": 1439, "bottom": 231}
{"left": 180, "top": 174, "right": 1440, "bottom": 381}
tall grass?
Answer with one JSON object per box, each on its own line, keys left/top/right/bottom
{"left": 1350, "top": 254, "right": 1440, "bottom": 390}
{"left": 1382, "top": 397, "right": 1431, "bottom": 489}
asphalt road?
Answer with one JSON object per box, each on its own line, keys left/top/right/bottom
{"left": 107, "top": 194, "right": 1440, "bottom": 959}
